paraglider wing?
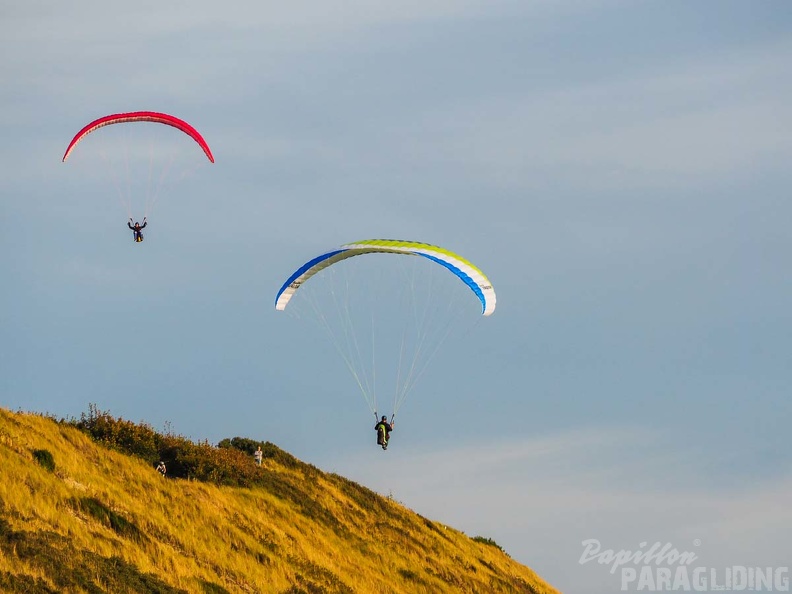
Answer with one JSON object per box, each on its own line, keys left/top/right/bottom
{"left": 62, "top": 111, "right": 215, "bottom": 163}
{"left": 275, "top": 239, "right": 496, "bottom": 315}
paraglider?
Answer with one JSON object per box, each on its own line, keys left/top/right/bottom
{"left": 128, "top": 218, "right": 147, "bottom": 242}
{"left": 62, "top": 111, "right": 215, "bottom": 163}
{"left": 62, "top": 111, "right": 214, "bottom": 241}
{"left": 374, "top": 415, "right": 394, "bottom": 450}
{"left": 275, "top": 239, "right": 496, "bottom": 315}
{"left": 275, "top": 239, "right": 496, "bottom": 448}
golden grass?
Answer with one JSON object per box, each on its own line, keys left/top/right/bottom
{"left": 0, "top": 408, "right": 560, "bottom": 594}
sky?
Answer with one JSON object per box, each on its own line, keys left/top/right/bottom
{"left": 2, "top": 1, "right": 791, "bottom": 592}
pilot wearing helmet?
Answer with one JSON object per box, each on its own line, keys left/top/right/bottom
{"left": 374, "top": 415, "right": 393, "bottom": 450}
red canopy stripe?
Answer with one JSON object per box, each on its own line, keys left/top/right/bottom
{"left": 62, "top": 111, "right": 215, "bottom": 163}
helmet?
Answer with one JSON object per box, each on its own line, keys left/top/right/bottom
{"left": 381, "top": 415, "right": 387, "bottom": 421}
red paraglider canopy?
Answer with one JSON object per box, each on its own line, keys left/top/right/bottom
{"left": 62, "top": 111, "right": 215, "bottom": 163}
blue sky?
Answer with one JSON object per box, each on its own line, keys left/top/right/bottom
{"left": 2, "top": 2, "right": 791, "bottom": 592}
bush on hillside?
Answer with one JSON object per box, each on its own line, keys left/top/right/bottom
{"left": 218, "top": 437, "right": 300, "bottom": 470}
{"left": 159, "top": 437, "right": 259, "bottom": 487}
{"left": 68, "top": 405, "right": 305, "bottom": 492}
{"left": 68, "top": 497, "right": 146, "bottom": 543}
{"left": 218, "top": 436, "right": 260, "bottom": 455}
{"left": 66, "top": 406, "right": 350, "bottom": 533}
{"left": 473, "top": 535, "right": 507, "bottom": 554}
{"left": 32, "top": 449, "right": 55, "bottom": 472}
{"left": 72, "top": 404, "right": 160, "bottom": 463}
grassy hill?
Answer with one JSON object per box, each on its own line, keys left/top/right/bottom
{"left": 0, "top": 407, "right": 559, "bottom": 594}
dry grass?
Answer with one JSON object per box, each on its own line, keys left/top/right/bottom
{"left": 0, "top": 408, "right": 560, "bottom": 594}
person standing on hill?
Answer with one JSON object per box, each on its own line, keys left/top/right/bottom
{"left": 156, "top": 460, "right": 167, "bottom": 477}
{"left": 254, "top": 446, "right": 263, "bottom": 466}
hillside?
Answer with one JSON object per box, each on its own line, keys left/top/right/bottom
{"left": 0, "top": 408, "right": 559, "bottom": 594}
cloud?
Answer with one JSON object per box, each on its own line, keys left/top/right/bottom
{"left": 382, "top": 38, "right": 792, "bottom": 191}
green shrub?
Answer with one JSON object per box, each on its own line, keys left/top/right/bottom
{"left": 0, "top": 571, "right": 61, "bottom": 593}
{"left": 0, "top": 519, "right": 181, "bottom": 593}
{"left": 218, "top": 438, "right": 300, "bottom": 470}
{"left": 217, "top": 436, "right": 260, "bottom": 455}
{"left": 473, "top": 536, "right": 506, "bottom": 553}
{"left": 32, "top": 450, "right": 55, "bottom": 473}
{"left": 397, "top": 568, "right": 420, "bottom": 581}
{"left": 67, "top": 405, "right": 349, "bottom": 531}
{"left": 69, "top": 497, "right": 146, "bottom": 543}
{"left": 70, "top": 404, "right": 159, "bottom": 463}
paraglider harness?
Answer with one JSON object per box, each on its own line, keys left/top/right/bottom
{"left": 374, "top": 413, "right": 394, "bottom": 451}
{"left": 128, "top": 217, "right": 147, "bottom": 242}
